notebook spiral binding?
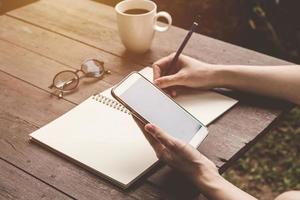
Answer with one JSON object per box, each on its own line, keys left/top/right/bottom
{"left": 92, "top": 94, "right": 131, "bottom": 115}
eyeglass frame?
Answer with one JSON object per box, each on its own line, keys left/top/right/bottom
{"left": 49, "top": 59, "right": 110, "bottom": 98}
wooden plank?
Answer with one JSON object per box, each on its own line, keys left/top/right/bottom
{"left": 0, "top": 0, "right": 37, "bottom": 14}
{"left": 6, "top": 0, "right": 291, "bottom": 66}
{"left": 0, "top": 15, "right": 142, "bottom": 76}
{"left": 1, "top": 81, "right": 75, "bottom": 133}
{"left": 0, "top": 71, "right": 173, "bottom": 200}
{"left": 0, "top": 159, "right": 71, "bottom": 200}
{"left": 0, "top": 68, "right": 75, "bottom": 127}
{"left": 0, "top": 39, "right": 112, "bottom": 104}
{"left": 0, "top": 15, "right": 147, "bottom": 105}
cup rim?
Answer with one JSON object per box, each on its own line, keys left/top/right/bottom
{"left": 115, "top": 0, "right": 157, "bottom": 17}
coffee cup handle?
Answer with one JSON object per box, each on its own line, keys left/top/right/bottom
{"left": 154, "top": 11, "right": 172, "bottom": 32}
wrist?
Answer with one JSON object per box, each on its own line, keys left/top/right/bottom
{"left": 209, "top": 64, "right": 239, "bottom": 88}
{"left": 194, "top": 166, "right": 257, "bottom": 200}
{"left": 194, "top": 166, "right": 232, "bottom": 199}
{"left": 193, "top": 164, "right": 221, "bottom": 189}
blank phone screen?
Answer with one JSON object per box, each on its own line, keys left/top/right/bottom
{"left": 119, "top": 75, "right": 202, "bottom": 143}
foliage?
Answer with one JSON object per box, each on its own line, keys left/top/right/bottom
{"left": 245, "top": 0, "right": 300, "bottom": 63}
{"left": 224, "top": 107, "right": 300, "bottom": 199}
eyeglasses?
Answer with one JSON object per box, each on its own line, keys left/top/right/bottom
{"left": 49, "top": 59, "right": 110, "bottom": 98}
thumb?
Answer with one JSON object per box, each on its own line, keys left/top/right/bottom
{"left": 154, "top": 74, "right": 182, "bottom": 89}
{"left": 145, "top": 124, "right": 180, "bottom": 150}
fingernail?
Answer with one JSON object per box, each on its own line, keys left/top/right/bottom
{"left": 154, "top": 80, "right": 159, "bottom": 85}
{"left": 145, "top": 124, "right": 154, "bottom": 133}
{"left": 171, "top": 90, "right": 176, "bottom": 97}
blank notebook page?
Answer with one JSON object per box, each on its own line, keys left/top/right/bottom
{"left": 30, "top": 96, "right": 157, "bottom": 187}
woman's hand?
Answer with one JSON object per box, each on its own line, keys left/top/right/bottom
{"left": 154, "top": 54, "right": 300, "bottom": 105}
{"left": 143, "top": 123, "right": 218, "bottom": 181}
{"left": 132, "top": 114, "right": 219, "bottom": 186}
{"left": 133, "top": 117, "right": 257, "bottom": 200}
{"left": 153, "top": 53, "right": 222, "bottom": 92}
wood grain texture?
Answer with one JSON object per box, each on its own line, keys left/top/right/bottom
{"left": 0, "top": 39, "right": 111, "bottom": 104}
{"left": 0, "top": 69, "right": 75, "bottom": 128}
{"left": 7, "top": 0, "right": 292, "bottom": 66}
{"left": 0, "top": 0, "right": 37, "bottom": 14}
{"left": 0, "top": 159, "right": 71, "bottom": 200}
{"left": 0, "top": 71, "right": 173, "bottom": 200}
{"left": 0, "top": 15, "right": 142, "bottom": 76}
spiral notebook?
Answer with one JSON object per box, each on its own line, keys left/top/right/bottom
{"left": 30, "top": 67, "right": 238, "bottom": 188}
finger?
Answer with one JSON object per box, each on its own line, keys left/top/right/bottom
{"left": 144, "top": 130, "right": 165, "bottom": 153}
{"left": 132, "top": 116, "right": 168, "bottom": 158}
{"left": 167, "top": 86, "right": 181, "bottom": 97}
{"left": 154, "top": 74, "right": 182, "bottom": 89}
{"left": 164, "top": 87, "right": 177, "bottom": 97}
{"left": 145, "top": 124, "right": 180, "bottom": 150}
{"left": 171, "top": 89, "right": 177, "bottom": 97}
{"left": 153, "top": 64, "right": 162, "bottom": 80}
{"left": 144, "top": 124, "right": 175, "bottom": 162}
{"left": 143, "top": 126, "right": 167, "bottom": 158}
{"left": 144, "top": 131, "right": 169, "bottom": 160}
{"left": 132, "top": 116, "right": 160, "bottom": 149}
{"left": 132, "top": 115, "right": 145, "bottom": 130}
{"left": 155, "top": 147, "right": 171, "bottom": 161}
{"left": 153, "top": 53, "right": 174, "bottom": 71}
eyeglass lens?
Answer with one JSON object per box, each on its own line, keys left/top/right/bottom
{"left": 81, "top": 59, "right": 104, "bottom": 77}
{"left": 53, "top": 71, "right": 79, "bottom": 91}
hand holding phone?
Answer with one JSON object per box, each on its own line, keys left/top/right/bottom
{"left": 111, "top": 72, "right": 208, "bottom": 148}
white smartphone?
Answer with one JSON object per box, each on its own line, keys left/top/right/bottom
{"left": 111, "top": 72, "right": 208, "bottom": 148}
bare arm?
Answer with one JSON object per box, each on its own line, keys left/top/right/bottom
{"left": 195, "top": 172, "right": 257, "bottom": 200}
{"left": 215, "top": 65, "right": 300, "bottom": 105}
{"left": 153, "top": 53, "right": 300, "bottom": 105}
{"left": 149, "top": 54, "right": 299, "bottom": 199}
{"left": 138, "top": 122, "right": 257, "bottom": 200}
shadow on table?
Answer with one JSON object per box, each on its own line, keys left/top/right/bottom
{"left": 125, "top": 164, "right": 200, "bottom": 200}
{"left": 216, "top": 88, "right": 292, "bottom": 110}
{"left": 0, "top": 0, "right": 38, "bottom": 15}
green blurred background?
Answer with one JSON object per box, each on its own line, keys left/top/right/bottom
{"left": 1, "top": 0, "right": 299, "bottom": 199}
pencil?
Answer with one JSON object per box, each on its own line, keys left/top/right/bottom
{"left": 165, "top": 16, "right": 200, "bottom": 76}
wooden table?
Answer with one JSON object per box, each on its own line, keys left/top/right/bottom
{"left": 0, "top": 0, "right": 293, "bottom": 199}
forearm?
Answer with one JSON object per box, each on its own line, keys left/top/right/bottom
{"left": 212, "top": 65, "right": 300, "bottom": 105}
{"left": 195, "top": 170, "right": 257, "bottom": 200}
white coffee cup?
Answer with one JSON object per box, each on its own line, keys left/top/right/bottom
{"left": 115, "top": 0, "right": 172, "bottom": 54}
